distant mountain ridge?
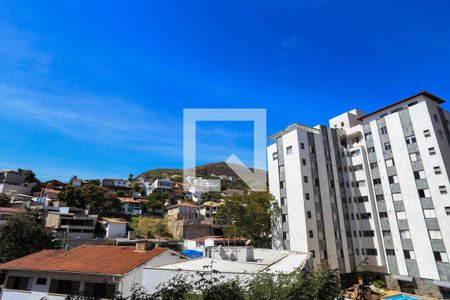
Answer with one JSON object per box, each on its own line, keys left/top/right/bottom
{"left": 138, "top": 162, "right": 266, "bottom": 180}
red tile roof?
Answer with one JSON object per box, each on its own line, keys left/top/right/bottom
{"left": 0, "top": 207, "right": 25, "bottom": 214}
{"left": 0, "top": 245, "right": 168, "bottom": 276}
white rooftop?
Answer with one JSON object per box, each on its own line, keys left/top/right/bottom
{"left": 148, "top": 248, "right": 310, "bottom": 274}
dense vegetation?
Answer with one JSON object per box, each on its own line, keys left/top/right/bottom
{"left": 67, "top": 265, "right": 342, "bottom": 300}
{"left": 0, "top": 210, "right": 59, "bottom": 263}
{"left": 215, "top": 191, "right": 279, "bottom": 248}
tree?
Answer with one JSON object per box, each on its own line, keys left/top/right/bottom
{"left": 201, "top": 192, "right": 222, "bottom": 202}
{"left": 57, "top": 185, "right": 85, "bottom": 208}
{"left": 0, "top": 193, "right": 11, "bottom": 207}
{"left": 215, "top": 191, "right": 279, "bottom": 248}
{"left": 0, "top": 210, "right": 60, "bottom": 263}
{"left": 81, "top": 183, "right": 121, "bottom": 216}
{"left": 17, "top": 169, "right": 36, "bottom": 182}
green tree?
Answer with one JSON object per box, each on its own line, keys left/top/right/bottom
{"left": 201, "top": 191, "right": 222, "bottom": 202}
{"left": 0, "top": 193, "right": 11, "bottom": 207}
{"left": 215, "top": 191, "right": 279, "bottom": 248}
{"left": 58, "top": 185, "right": 85, "bottom": 208}
{"left": 81, "top": 183, "right": 121, "bottom": 216}
{"left": 17, "top": 169, "right": 36, "bottom": 182}
{"left": 0, "top": 210, "right": 60, "bottom": 263}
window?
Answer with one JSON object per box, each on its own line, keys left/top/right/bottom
{"left": 36, "top": 278, "right": 47, "bottom": 285}
{"left": 368, "top": 147, "right": 376, "bottom": 153}
{"left": 384, "top": 142, "right": 391, "bottom": 151}
{"left": 429, "top": 230, "right": 442, "bottom": 240}
{"left": 363, "top": 230, "right": 375, "bottom": 237}
{"left": 272, "top": 152, "right": 278, "bottom": 160}
{"left": 388, "top": 175, "right": 399, "bottom": 184}
{"left": 303, "top": 176, "right": 308, "bottom": 183}
{"left": 414, "top": 170, "right": 426, "bottom": 180}
{"left": 376, "top": 194, "right": 384, "bottom": 201}
{"left": 383, "top": 230, "right": 391, "bottom": 237}
{"left": 286, "top": 146, "right": 293, "bottom": 155}
{"left": 366, "top": 248, "right": 378, "bottom": 256}
{"left": 280, "top": 197, "right": 286, "bottom": 206}
{"left": 307, "top": 211, "right": 312, "bottom": 218}
{"left": 379, "top": 212, "right": 388, "bottom": 218}
{"left": 357, "top": 180, "right": 366, "bottom": 187}
{"left": 357, "top": 196, "right": 369, "bottom": 203}
{"left": 440, "top": 186, "right": 448, "bottom": 194}
{"left": 373, "top": 178, "right": 381, "bottom": 185}
{"left": 360, "top": 213, "right": 372, "bottom": 219}
{"left": 309, "top": 230, "right": 314, "bottom": 238}
{"left": 311, "top": 250, "right": 315, "bottom": 258}
{"left": 396, "top": 211, "right": 407, "bottom": 220}
{"left": 434, "top": 251, "right": 449, "bottom": 263}
{"left": 353, "top": 164, "right": 363, "bottom": 171}
{"left": 424, "top": 129, "right": 431, "bottom": 138}
{"left": 364, "top": 132, "right": 372, "bottom": 140}
{"left": 418, "top": 188, "right": 431, "bottom": 198}
{"left": 5, "top": 276, "right": 31, "bottom": 291}
{"left": 302, "top": 159, "right": 307, "bottom": 166}
{"left": 434, "top": 114, "right": 439, "bottom": 122}
{"left": 429, "top": 147, "right": 436, "bottom": 155}
{"left": 385, "top": 158, "right": 395, "bottom": 167}
{"left": 351, "top": 149, "right": 361, "bottom": 157}
{"left": 423, "top": 209, "right": 437, "bottom": 219}
{"left": 405, "top": 135, "right": 416, "bottom": 144}
{"left": 410, "top": 152, "right": 421, "bottom": 162}
{"left": 341, "top": 122, "right": 345, "bottom": 127}
{"left": 381, "top": 126, "right": 388, "bottom": 134}
{"left": 386, "top": 249, "right": 396, "bottom": 256}
{"left": 356, "top": 248, "right": 359, "bottom": 255}
{"left": 83, "top": 282, "right": 116, "bottom": 299}
{"left": 408, "top": 101, "right": 418, "bottom": 107}
{"left": 434, "top": 166, "right": 442, "bottom": 174}
{"left": 438, "top": 130, "right": 444, "bottom": 139}
{"left": 400, "top": 230, "right": 411, "bottom": 239}
{"left": 300, "top": 143, "right": 305, "bottom": 149}
{"left": 370, "top": 162, "right": 378, "bottom": 169}
{"left": 404, "top": 250, "right": 416, "bottom": 260}
{"left": 446, "top": 206, "right": 450, "bottom": 216}
{"left": 392, "top": 193, "right": 403, "bottom": 202}
{"left": 305, "top": 193, "right": 310, "bottom": 200}
{"left": 280, "top": 181, "right": 286, "bottom": 189}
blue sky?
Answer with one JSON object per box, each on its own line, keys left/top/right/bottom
{"left": 1, "top": 0, "right": 450, "bottom": 181}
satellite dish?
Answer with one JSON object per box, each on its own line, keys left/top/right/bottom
{"left": 245, "top": 239, "right": 251, "bottom": 246}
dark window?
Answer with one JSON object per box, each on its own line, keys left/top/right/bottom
{"left": 382, "top": 230, "right": 391, "bottom": 237}
{"left": 302, "top": 159, "right": 306, "bottom": 166}
{"left": 49, "top": 279, "right": 80, "bottom": 295}
{"left": 386, "top": 249, "right": 395, "bottom": 256}
{"left": 309, "top": 230, "right": 314, "bottom": 238}
{"left": 434, "top": 114, "right": 439, "bottom": 122}
{"left": 300, "top": 143, "right": 305, "bottom": 149}
{"left": 360, "top": 213, "right": 372, "bottom": 219}
{"left": 83, "top": 282, "right": 116, "bottom": 299}
{"left": 434, "top": 166, "right": 442, "bottom": 174}
{"left": 307, "top": 211, "right": 312, "bottom": 218}
{"left": 305, "top": 193, "right": 310, "bottom": 200}
{"left": 373, "top": 178, "right": 381, "bottom": 185}
{"left": 376, "top": 195, "right": 384, "bottom": 201}
{"left": 36, "top": 278, "right": 47, "bottom": 285}
{"left": 272, "top": 152, "right": 278, "bottom": 160}
{"left": 5, "top": 276, "right": 31, "bottom": 291}
{"left": 370, "top": 162, "right": 378, "bottom": 169}
{"left": 381, "top": 127, "right": 388, "bottom": 134}
{"left": 363, "top": 230, "right": 375, "bottom": 237}
{"left": 368, "top": 147, "right": 376, "bottom": 153}
{"left": 429, "top": 147, "right": 436, "bottom": 155}
{"left": 366, "top": 248, "right": 378, "bottom": 256}
{"left": 303, "top": 176, "right": 308, "bottom": 183}
{"left": 379, "top": 212, "right": 388, "bottom": 218}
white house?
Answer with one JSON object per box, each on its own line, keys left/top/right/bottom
{"left": 142, "top": 246, "right": 312, "bottom": 294}
{"left": 150, "top": 179, "right": 172, "bottom": 194}
{"left": 119, "top": 197, "right": 145, "bottom": 215}
{"left": 99, "top": 217, "right": 128, "bottom": 239}
{"left": 0, "top": 244, "right": 187, "bottom": 300}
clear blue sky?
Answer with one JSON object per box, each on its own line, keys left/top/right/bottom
{"left": 1, "top": 0, "right": 450, "bottom": 181}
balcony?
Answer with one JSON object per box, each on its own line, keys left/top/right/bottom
{"left": 393, "top": 201, "right": 405, "bottom": 212}
{"left": 390, "top": 183, "right": 401, "bottom": 193}
{"left": 431, "top": 239, "right": 446, "bottom": 252}
{"left": 425, "top": 218, "right": 440, "bottom": 230}
{"left": 401, "top": 239, "right": 413, "bottom": 250}
{"left": 420, "top": 198, "right": 434, "bottom": 209}
{"left": 416, "top": 179, "right": 429, "bottom": 190}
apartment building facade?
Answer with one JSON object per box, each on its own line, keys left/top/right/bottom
{"left": 268, "top": 91, "right": 450, "bottom": 298}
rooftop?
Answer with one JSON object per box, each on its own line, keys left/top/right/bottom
{"left": 148, "top": 248, "right": 310, "bottom": 274}
{"left": 0, "top": 245, "right": 169, "bottom": 276}
{"left": 0, "top": 207, "right": 25, "bottom": 214}
{"left": 358, "top": 91, "right": 445, "bottom": 121}
{"left": 118, "top": 197, "right": 145, "bottom": 204}
{"left": 100, "top": 217, "right": 128, "bottom": 224}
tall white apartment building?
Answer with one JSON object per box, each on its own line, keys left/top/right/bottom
{"left": 268, "top": 91, "right": 450, "bottom": 298}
